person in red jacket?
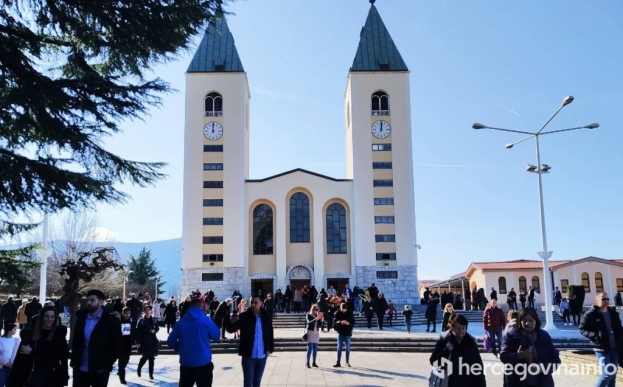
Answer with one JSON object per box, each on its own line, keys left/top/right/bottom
{"left": 483, "top": 299, "right": 506, "bottom": 357}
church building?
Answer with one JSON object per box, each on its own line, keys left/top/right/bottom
{"left": 181, "top": 3, "right": 419, "bottom": 305}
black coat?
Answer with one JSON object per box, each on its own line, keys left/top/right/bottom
{"left": 126, "top": 298, "right": 143, "bottom": 316}
{"left": 28, "top": 326, "right": 70, "bottom": 387}
{"left": 579, "top": 305, "right": 623, "bottom": 351}
{"left": 136, "top": 316, "right": 160, "bottom": 356}
{"left": 214, "top": 301, "right": 231, "bottom": 326}
{"left": 333, "top": 309, "right": 355, "bottom": 336}
{"left": 430, "top": 331, "right": 486, "bottom": 387}
{"left": 1, "top": 300, "right": 17, "bottom": 322}
{"left": 70, "top": 308, "right": 121, "bottom": 372}
{"left": 362, "top": 301, "right": 375, "bottom": 318}
{"left": 426, "top": 299, "right": 439, "bottom": 320}
{"left": 374, "top": 297, "right": 388, "bottom": 315}
{"left": 163, "top": 304, "right": 178, "bottom": 324}
{"left": 24, "top": 301, "right": 42, "bottom": 321}
{"left": 227, "top": 309, "right": 274, "bottom": 357}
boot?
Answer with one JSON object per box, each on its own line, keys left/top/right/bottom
{"left": 137, "top": 357, "right": 146, "bottom": 378}
{"left": 312, "top": 362, "right": 318, "bottom": 368}
{"left": 333, "top": 361, "right": 341, "bottom": 368}
{"left": 306, "top": 362, "right": 311, "bottom": 368}
{"left": 149, "top": 360, "right": 154, "bottom": 379}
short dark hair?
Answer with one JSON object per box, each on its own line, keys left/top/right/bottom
{"left": 122, "top": 307, "right": 131, "bottom": 313}
{"left": 86, "top": 289, "right": 106, "bottom": 300}
{"left": 2, "top": 323, "right": 16, "bottom": 337}
{"left": 518, "top": 307, "right": 541, "bottom": 330}
{"left": 447, "top": 313, "right": 468, "bottom": 329}
{"left": 190, "top": 298, "right": 202, "bottom": 308}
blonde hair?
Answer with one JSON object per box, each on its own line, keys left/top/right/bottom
{"left": 309, "top": 303, "right": 319, "bottom": 313}
{"left": 444, "top": 303, "right": 454, "bottom": 313}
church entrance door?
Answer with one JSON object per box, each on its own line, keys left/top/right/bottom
{"left": 251, "top": 279, "right": 273, "bottom": 298}
{"left": 327, "top": 278, "right": 349, "bottom": 295}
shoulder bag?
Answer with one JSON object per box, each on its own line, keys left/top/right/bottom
{"left": 302, "top": 315, "right": 310, "bottom": 341}
{"left": 428, "top": 350, "right": 452, "bottom": 387}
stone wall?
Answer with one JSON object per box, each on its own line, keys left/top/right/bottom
{"left": 560, "top": 350, "right": 623, "bottom": 382}
{"left": 182, "top": 267, "right": 244, "bottom": 301}
{"left": 356, "top": 265, "right": 419, "bottom": 306}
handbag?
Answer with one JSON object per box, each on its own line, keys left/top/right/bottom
{"left": 429, "top": 350, "right": 452, "bottom": 387}
{"left": 483, "top": 331, "right": 492, "bottom": 351}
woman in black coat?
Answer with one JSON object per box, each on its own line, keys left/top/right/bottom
{"left": 9, "top": 306, "right": 69, "bottom": 387}
{"left": 163, "top": 300, "right": 178, "bottom": 333}
{"left": 361, "top": 296, "right": 375, "bottom": 330}
{"left": 136, "top": 305, "right": 159, "bottom": 380}
{"left": 425, "top": 297, "right": 439, "bottom": 332}
{"left": 430, "top": 313, "right": 486, "bottom": 387}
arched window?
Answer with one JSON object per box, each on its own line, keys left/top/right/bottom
{"left": 371, "top": 91, "right": 390, "bottom": 116}
{"left": 252, "top": 204, "right": 273, "bottom": 255}
{"left": 518, "top": 276, "right": 527, "bottom": 292}
{"left": 582, "top": 272, "right": 591, "bottom": 293}
{"left": 498, "top": 277, "right": 507, "bottom": 294}
{"left": 326, "top": 203, "right": 347, "bottom": 254}
{"left": 531, "top": 276, "right": 540, "bottom": 293}
{"left": 289, "top": 192, "right": 310, "bottom": 243}
{"left": 204, "top": 92, "right": 223, "bottom": 117}
{"left": 595, "top": 272, "right": 604, "bottom": 292}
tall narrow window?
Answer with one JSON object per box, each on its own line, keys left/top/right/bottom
{"left": 204, "top": 92, "right": 223, "bottom": 117}
{"left": 582, "top": 272, "right": 591, "bottom": 293}
{"left": 371, "top": 91, "right": 390, "bottom": 116}
{"left": 289, "top": 192, "right": 310, "bottom": 243}
{"left": 560, "top": 279, "right": 569, "bottom": 292}
{"left": 518, "top": 276, "right": 527, "bottom": 292}
{"left": 531, "top": 276, "right": 540, "bottom": 293}
{"left": 498, "top": 277, "right": 507, "bottom": 294}
{"left": 326, "top": 203, "right": 347, "bottom": 254}
{"left": 595, "top": 272, "right": 603, "bottom": 293}
{"left": 252, "top": 204, "right": 273, "bottom": 255}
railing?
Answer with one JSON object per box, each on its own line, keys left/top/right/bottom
{"left": 372, "top": 110, "right": 390, "bottom": 116}
{"left": 205, "top": 111, "right": 223, "bottom": 117}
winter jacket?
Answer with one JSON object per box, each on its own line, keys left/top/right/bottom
{"left": 163, "top": 303, "right": 178, "bottom": 324}
{"left": 579, "top": 305, "right": 623, "bottom": 352}
{"left": 136, "top": 316, "right": 160, "bottom": 357}
{"left": 167, "top": 306, "right": 221, "bottom": 367}
{"left": 1, "top": 300, "right": 17, "bottom": 322}
{"left": 226, "top": 308, "right": 275, "bottom": 358}
{"left": 483, "top": 306, "right": 505, "bottom": 333}
{"left": 430, "top": 331, "right": 486, "bottom": 387}
{"left": 442, "top": 311, "right": 453, "bottom": 331}
{"left": 425, "top": 299, "right": 439, "bottom": 320}
{"left": 362, "top": 301, "right": 375, "bottom": 318}
{"left": 500, "top": 326, "right": 560, "bottom": 387}
{"left": 333, "top": 309, "right": 355, "bottom": 336}
{"left": 70, "top": 308, "right": 121, "bottom": 373}
{"left": 16, "top": 305, "right": 27, "bottom": 325}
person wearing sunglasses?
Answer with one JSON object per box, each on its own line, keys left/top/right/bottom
{"left": 579, "top": 292, "right": 623, "bottom": 387}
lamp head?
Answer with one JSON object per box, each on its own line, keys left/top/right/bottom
{"left": 562, "top": 96, "right": 574, "bottom": 107}
{"left": 585, "top": 123, "right": 599, "bottom": 129}
{"left": 472, "top": 123, "right": 487, "bottom": 130}
{"left": 540, "top": 164, "right": 551, "bottom": 172}
{"left": 505, "top": 143, "right": 514, "bottom": 149}
{"left": 526, "top": 164, "right": 537, "bottom": 172}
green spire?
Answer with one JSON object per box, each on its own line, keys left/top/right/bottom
{"left": 351, "top": 5, "right": 408, "bottom": 72}
{"left": 187, "top": 18, "right": 244, "bottom": 73}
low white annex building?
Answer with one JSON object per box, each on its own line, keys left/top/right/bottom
{"left": 180, "top": 4, "right": 419, "bottom": 304}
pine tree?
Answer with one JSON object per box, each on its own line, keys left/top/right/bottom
{"left": 127, "top": 248, "right": 165, "bottom": 294}
{"left": 0, "top": 0, "right": 230, "bottom": 280}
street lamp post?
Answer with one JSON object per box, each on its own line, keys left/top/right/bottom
{"left": 151, "top": 276, "right": 162, "bottom": 301}
{"left": 473, "top": 96, "right": 598, "bottom": 331}
{"left": 123, "top": 270, "right": 133, "bottom": 300}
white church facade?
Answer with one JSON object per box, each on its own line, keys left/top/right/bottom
{"left": 181, "top": 4, "right": 419, "bottom": 305}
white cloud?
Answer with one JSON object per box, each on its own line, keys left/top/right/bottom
{"left": 81, "top": 227, "right": 120, "bottom": 242}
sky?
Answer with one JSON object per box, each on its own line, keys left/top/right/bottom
{"left": 50, "top": 0, "right": 623, "bottom": 281}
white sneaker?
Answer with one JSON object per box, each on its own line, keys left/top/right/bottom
{"left": 564, "top": 323, "right": 568, "bottom": 326}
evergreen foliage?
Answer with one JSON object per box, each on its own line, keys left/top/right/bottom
{"left": 127, "top": 247, "right": 165, "bottom": 292}
{"left": 0, "top": 0, "right": 230, "bottom": 283}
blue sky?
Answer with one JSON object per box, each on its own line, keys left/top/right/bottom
{"left": 79, "top": 1, "right": 622, "bottom": 281}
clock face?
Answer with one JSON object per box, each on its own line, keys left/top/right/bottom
{"left": 371, "top": 120, "right": 391, "bottom": 139}
{"left": 203, "top": 121, "right": 223, "bottom": 141}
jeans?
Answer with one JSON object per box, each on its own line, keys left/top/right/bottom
{"left": 306, "top": 343, "right": 318, "bottom": 363}
{"left": 595, "top": 349, "right": 619, "bottom": 387}
{"left": 0, "top": 367, "right": 9, "bottom": 387}
{"left": 179, "top": 362, "right": 214, "bottom": 387}
{"left": 405, "top": 319, "right": 412, "bottom": 333}
{"left": 354, "top": 298, "right": 361, "bottom": 312}
{"left": 241, "top": 356, "right": 267, "bottom": 387}
{"left": 337, "top": 335, "right": 351, "bottom": 363}
{"left": 117, "top": 349, "right": 131, "bottom": 381}
{"left": 488, "top": 330, "right": 503, "bottom": 355}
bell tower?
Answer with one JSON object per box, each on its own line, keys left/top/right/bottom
{"left": 345, "top": 3, "right": 419, "bottom": 304}
{"left": 182, "top": 18, "right": 249, "bottom": 296}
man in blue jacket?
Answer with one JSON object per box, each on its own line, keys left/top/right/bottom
{"left": 167, "top": 297, "right": 221, "bottom": 387}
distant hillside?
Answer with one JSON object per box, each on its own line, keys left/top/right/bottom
{"left": 3, "top": 238, "right": 183, "bottom": 297}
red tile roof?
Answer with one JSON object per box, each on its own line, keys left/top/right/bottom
{"left": 472, "top": 259, "right": 571, "bottom": 271}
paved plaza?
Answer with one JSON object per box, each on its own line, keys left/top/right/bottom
{"left": 69, "top": 325, "right": 600, "bottom": 386}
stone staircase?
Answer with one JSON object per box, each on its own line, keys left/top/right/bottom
{"left": 270, "top": 312, "right": 424, "bottom": 329}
